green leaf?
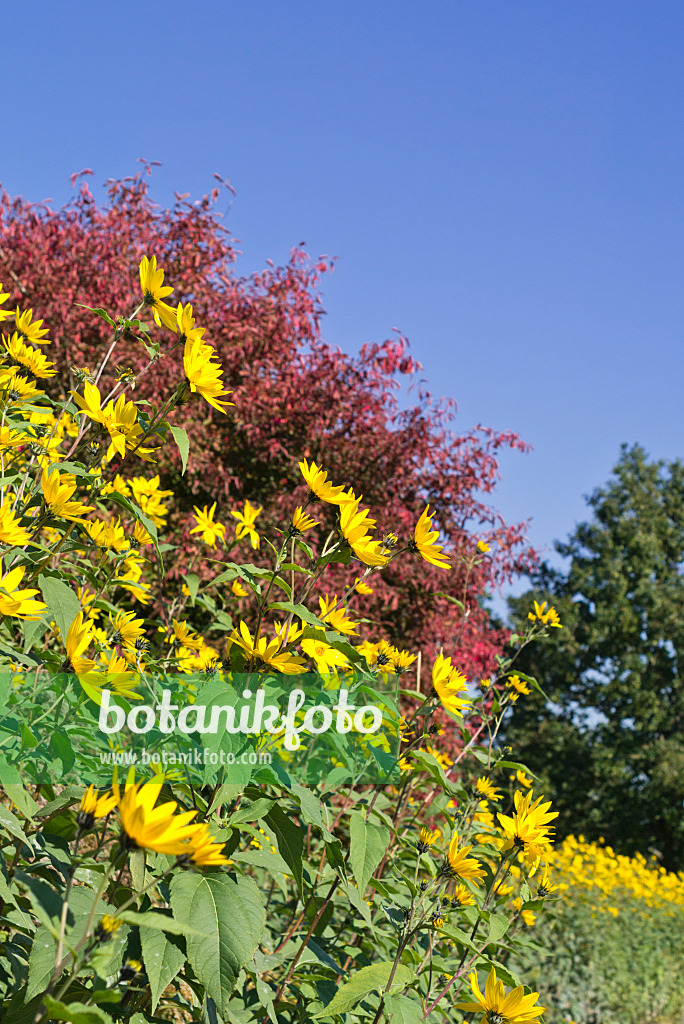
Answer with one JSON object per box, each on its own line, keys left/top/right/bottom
{"left": 170, "top": 872, "right": 265, "bottom": 1016}
{"left": 485, "top": 911, "right": 510, "bottom": 945}
{"left": 169, "top": 424, "right": 190, "bottom": 475}
{"left": 42, "top": 996, "right": 114, "bottom": 1024}
{"left": 106, "top": 490, "right": 163, "bottom": 571}
{"left": 141, "top": 925, "right": 186, "bottom": 1012}
{"left": 119, "top": 909, "right": 203, "bottom": 934}
{"left": 349, "top": 811, "right": 389, "bottom": 894}
{"left": 265, "top": 803, "right": 303, "bottom": 897}
{"left": 75, "top": 303, "right": 116, "bottom": 327}
{"left": 313, "top": 962, "right": 416, "bottom": 1017}
{"left": 27, "top": 887, "right": 103, "bottom": 999}
{"left": 3, "top": 783, "right": 38, "bottom": 819}
{"left": 384, "top": 993, "right": 424, "bottom": 1024}
{"left": 0, "top": 803, "right": 31, "bottom": 846}
{"left": 37, "top": 574, "right": 81, "bottom": 644}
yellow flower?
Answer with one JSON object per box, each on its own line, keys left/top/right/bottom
{"left": 115, "top": 776, "right": 204, "bottom": 855}
{"left": 451, "top": 883, "right": 477, "bottom": 908}
{"left": 475, "top": 777, "right": 502, "bottom": 802}
{"left": 190, "top": 502, "right": 226, "bottom": 547}
{"left": 477, "top": 539, "right": 490, "bottom": 553}
{"left": 456, "top": 967, "right": 545, "bottom": 1023}
{"left": 71, "top": 383, "right": 157, "bottom": 462}
{"left": 431, "top": 653, "right": 471, "bottom": 718}
{"left": 497, "top": 790, "right": 558, "bottom": 864}
{"left": 291, "top": 506, "right": 319, "bottom": 534}
{"left": 298, "top": 459, "right": 346, "bottom": 502}
{"left": 14, "top": 307, "right": 50, "bottom": 345}
{"left": 528, "top": 599, "right": 562, "bottom": 628}
{"left": 166, "top": 618, "right": 204, "bottom": 652}
{"left": 513, "top": 897, "right": 536, "bottom": 926}
{"left": 391, "top": 647, "right": 417, "bottom": 674}
{"left": 183, "top": 336, "right": 233, "bottom": 413}
{"left": 506, "top": 674, "right": 531, "bottom": 695}
{"left": 0, "top": 565, "right": 46, "bottom": 620}
{"left": 410, "top": 505, "right": 451, "bottom": 569}
{"left": 511, "top": 769, "right": 533, "bottom": 789}
{"left": 339, "top": 498, "right": 388, "bottom": 566}
{"left": 301, "top": 637, "right": 349, "bottom": 674}
{"left": 65, "top": 611, "right": 97, "bottom": 674}
{"left": 318, "top": 594, "right": 359, "bottom": 635}
{"left": 139, "top": 256, "right": 178, "bottom": 331}
{"left": 3, "top": 333, "right": 57, "bottom": 378}
{"left": 232, "top": 579, "right": 249, "bottom": 598}
{"left": 535, "top": 867, "right": 558, "bottom": 899}
{"left": 231, "top": 500, "right": 261, "bottom": 549}
{"left": 109, "top": 610, "right": 146, "bottom": 651}
{"left": 353, "top": 577, "right": 373, "bottom": 595}
{"left": 227, "top": 621, "right": 307, "bottom": 674}
{"left": 41, "top": 465, "right": 95, "bottom": 523}
{"left": 1, "top": 373, "right": 45, "bottom": 406}
{"left": 0, "top": 285, "right": 10, "bottom": 322}
{"left": 0, "top": 504, "right": 32, "bottom": 546}
{"left": 444, "top": 833, "right": 486, "bottom": 884}
{"left": 176, "top": 301, "right": 206, "bottom": 344}
{"left": 187, "top": 823, "right": 229, "bottom": 867}
{"left": 77, "top": 785, "right": 117, "bottom": 831}
{"left": 0, "top": 425, "right": 26, "bottom": 452}
{"left": 416, "top": 826, "right": 438, "bottom": 853}
{"left": 79, "top": 653, "right": 141, "bottom": 704}
{"left": 358, "top": 639, "right": 396, "bottom": 675}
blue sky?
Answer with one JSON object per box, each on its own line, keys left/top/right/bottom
{"left": 4, "top": 1, "right": 684, "bottom": 605}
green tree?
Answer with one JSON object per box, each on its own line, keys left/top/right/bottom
{"left": 506, "top": 444, "right": 684, "bottom": 869}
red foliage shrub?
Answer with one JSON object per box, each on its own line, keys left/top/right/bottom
{"left": 0, "top": 163, "right": 537, "bottom": 679}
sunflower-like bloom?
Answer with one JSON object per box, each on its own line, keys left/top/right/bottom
{"left": 190, "top": 502, "right": 226, "bottom": 547}
{"left": 506, "top": 674, "right": 532, "bottom": 695}
{"left": 109, "top": 610, "right": 146, "bottom": 650}
{"left": 64, "top": 612, "right": 97, "bottom": 675}
{"left": 79, "top": 653, "right": 141, "bottom": 704}
{"left": 232, "top": 579, "right": 249, "bottom": 598}
{"left": 353, "top": 577, "right": 373, "bottom": 595}
{"left": 176, "top": 302, "right": 207, "bottom": 345}
{"left": 477, "top": 539, "right": 490, "bottom": 553}
{"left": 41, "top": 466, "right": 95, "bottom": 523}
{"left": 475, "top": 777, "right": 502, "bottom": 802}
{"left": 291, "top": 506, "right": 319, "bottom": 535}
{"left": 14, "top": 308, "right": 50, "bottom": 345}
{"left": 535, "top": 866, "right": 559, "bottom": 899}
{"left": 431, "top": 653, "right": 471, "bottom": 718}
{"left": 450, "top": 883, "right": 476, "bottom": 908}
{"left": 443, "top": 833, "right": 486, "bottom": 884}
{"left": 497, "top": 789, "right": 558, "bottom": 864}
{"left": 0, "top": 285, "right": 10, "bottom": 322}
{"left": 391, "top": 647, "right": 417, "bottom": 674}
{"left": 339, "top": 499, "right": 388, "bottom": 566}
{"left": 298, "top": 459, "right": 346, "bottom": 503}
{"left": 3, "top": 333, "right": 57, "bottom": 378}
{"left": 76, "top": 785, "right": 117, "bottom": 832}
{"left": 187, "top": 823, "right": 229, "bottom": 867}
{"left": 528, "top": 599, "right": 562, "bottom": 628}
{"left": 166, "top": 618, "right": 204, "bottom": 652}
{"left": 512, "top": 768, "right": 533, "bottom": 789}
{"left": 456, "top": 967, "right": 545, "bottom": 1023}
{"left": 71, "top": 383, "right": 157, "bottom": 462}
{"left": 1, "top": 372, "right": 45, "bottom": 406}
{"left": 300, "top": 637, "right": 349, "bottom": 674}
{"left": 0, "top": 566, "right": 47, "bottom": 620}
{"left": 115, "top": 777, "right": 204, "bottom": 855}
{"left": 139, "top": 256, "right": 178, "bottom": 331}
{"left": 230, "top": 500, "right": 261, "bottom": 549}
{"left": 0, "top": 425, "right": 26, "bottom": 452}
{"left": 0, "top": 504, "right": 32, "bottom": 546}
{"left": 409, "top": 505, "right": 451, "bottom": 569}
{"left": 183, "top": 336, "right": 233, "bottom": 413}
{"left": 227, "top": 621, "right": 307, "bottom": 674}
{"left": 358, "top": 639, "right": 397, "bottom": 675}
{"left": 416, "top": 826, "right": 438, "bottom": 854}
{"left": 318, "top": 594, "right": 359, "bottom": 635}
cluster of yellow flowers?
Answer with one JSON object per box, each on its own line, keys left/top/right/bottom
{"left": 547, "top": 834, "right": 684, "bottom": 915}
{"left": 78, "top": 777, "right": 227, "bottom": 867}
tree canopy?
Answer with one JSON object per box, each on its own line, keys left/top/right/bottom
{"left": 506, "top": 444, "right": 684, "bottom": 869}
